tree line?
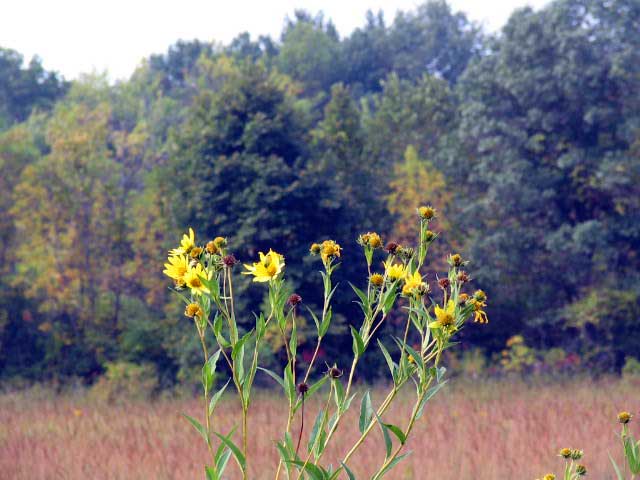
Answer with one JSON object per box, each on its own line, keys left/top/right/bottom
{"left": 1, "top": 0, "right": 639, "bottom": 386}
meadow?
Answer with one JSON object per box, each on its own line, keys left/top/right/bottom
{"left": 2, "top": 377, "right": 636, "bottom": 479}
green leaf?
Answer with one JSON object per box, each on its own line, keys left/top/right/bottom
{"left": 306, "top": 305, "right": 321, "bottom": 333}
{"left": 333, "top": 377, "right": 345, "bottom": 410}
{"left": 213, "top": 432, "right": 246, "bottom": 471}
{"left": 284, "top": 363, "right": 296, "bottom": 403}
{"left": 608, "top": 453, "right": 624, "bottom": 480}
{"left": 182, "top": 413, "right": 208, "bottom": 443}
{"left": 375, "top": 412, "right": 393, "bottom": 458}
{"left": 374, "top": 452, "right": 411, "bottom": 479}
{"left": 350, "top": 326, "right": 365, "bottom": 357}
{"left": 377, "top": 340, "right": 397, "bottom": 382}
{"left": 202, "top": 350, "right": 221, "bottom": 394}
{"left": 205, "top": 466, "right": 218, "bottom": 480}
{"left": 382, "top": 288, "right": 398, "bottom": 315}
{"left": 384, "top": 423, "right": 406, "bottom": 445}
{"left": 209, "top": 379, "right": 230, "bottom": 415}
{"left": 258, "top": 366, "right": 285, "bottom": 390}
{"left": 286, "top": 460, "right": 327, "bottom": 480}
{"left": 415, "top": 380, "right": 448, "bottom": 420}
{"left": 308, "top": 408, "right": 326, "bottom": 454}
{"left": 359, "top": 391, "right": 374, "bottom": 434}
{"left": 340, "top": 462, "right": 356, "bottom": 480}
{"left": 320, "top": 307, "right": 332, "bottom": 337}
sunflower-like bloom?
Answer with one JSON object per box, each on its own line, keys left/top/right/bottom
{"left": 242, "top": 250, "right": 285, "bottom": 282}
{"left": 370, "top": 273, "right": 384, "bottom": 287}
{"left": 384, "top": 260, "right": 406, "bottom": 281}
{"left": 163, "top": 254, "right": 189, "bottom": 286}
{"left": 183, "top": 263, "right": 210, "bottom": 295}
{"left": 402, "top": 270, "right": 427, "bottom": 297}
{"left": 320, "top": 240, "right": 341, "bottom": 263}
{"left": 430, "top": 299, "right": 456, "bottom": 329}
{"left": 470, "top": 298, "right": 489, "bottom": 323}
{"left": 170, "top": 228, "right": 196, "bottom": 255}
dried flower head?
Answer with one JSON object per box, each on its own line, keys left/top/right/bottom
{"left": 385, "top": 242, "right": 400, "bottom": 254}
{"left": 618, "top": 411, "right": 632, "bottom": 424}
{"left": 370, "top": 273, "right": 385, "bottom": 287}
{"left": 297, "top": 382, "right": 309, "bottom": 395}
{"left": 457, "top": 271, "right": 470, "bottom": 284}
{"left": 396, "top": 246, "right": 415, "bottom": 261}
{"left": 184, "top": 303, "right": 203, "bottom": 318}
{"left": 328, "top": 366, "right": 343, "bottom": 379}
{"left": 418, "top": 205, "right": 436, "bottom": 220}
{"left": 223, "top": 254, "right": 238, "bottom": 267}
{"left": 287, "top": 293, "right": 302, "bottom": 307}
{"left": 438, "top": 277, "right": 450, "bottom": 290}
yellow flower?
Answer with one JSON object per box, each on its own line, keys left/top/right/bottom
{"left": 320, "top": 240, "right": 341, "bottom": 262}
{"left": 559, "top": 448, "right": 572, "bottom": 459}
{"left": 384, "top": 260, "right": 406, "bottom": 281}
{"left": 402, "top": 270, "right": 426, "bottom": 297}
{"left": 242, "top": 250, "right": 285, "bottom": 282}
{"left": 184, "top": 303, "right": 204, "bottom": 318}
{"left": 163, "top": 254, "right": 189, "bottom": 286}
{"left": 183, "top": 263, "right": 210, "bottom": 295}
{"left": 618, "top": 411, "right": 632, "bottom": 424}
{"left": 370, "top": 273, "right": 384, "bottom": 287}
{"left": 170, "top": 228, "right": 195, "bottom": 255}
{"left": 430, "top": 299, "right": 456, "bottom": 329}
{"left": 470, "top": 298, "right": 489, "bottom": 323}
{"left": 418, "top": 205, "right": 436, "bottom": 220}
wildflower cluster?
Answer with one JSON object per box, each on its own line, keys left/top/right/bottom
{"left": 163, "top": 206, "right": 489, "bottom": 480}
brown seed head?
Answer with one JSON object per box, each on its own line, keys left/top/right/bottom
{"left": 297, "top": 382, "right": 309, "bottom": 395}
{"left": 287, "top": 293, "right": 302, "bottom": 307}
{"left": 223, "top": 254, "right": 238, "bottom": 267}
{"left": 385, "top": 242, "right": 400, "bottom": 254}
{"left": 438, "top": 278, "right": 450, "bottom": 290}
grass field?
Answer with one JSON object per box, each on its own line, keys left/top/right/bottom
{"left": 1, "top": 377, "right": 637, "bottom": 479}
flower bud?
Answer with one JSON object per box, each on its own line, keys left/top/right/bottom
{"left": 418, "top": 205, "right": 436, "bottom": 220}
{"left": 618, "top": 411, "right": 632, "bottom": 424}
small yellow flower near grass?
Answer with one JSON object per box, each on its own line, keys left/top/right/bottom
{"left": 242, "top": 250, "right": 285, "bottom": 282}
{"left": 618, "top": 411, "right": 632, "bottom": 424}
{"left": 169, "top": 228, "right": 195, "bottom": 255}
{"left": 163, "top": 254, "right": 189, "bottom": 286}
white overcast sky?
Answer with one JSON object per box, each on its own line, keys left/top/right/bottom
{"left": 1, "top": 0, "right": 549, "bottom": 81}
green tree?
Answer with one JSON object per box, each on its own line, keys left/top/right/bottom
{"left": 456, "top": 0, "right": 640, "bottom": 353}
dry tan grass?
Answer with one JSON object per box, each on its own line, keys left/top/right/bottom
{"left": 0, "top": 378, "right": 637, "bottom": 479}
